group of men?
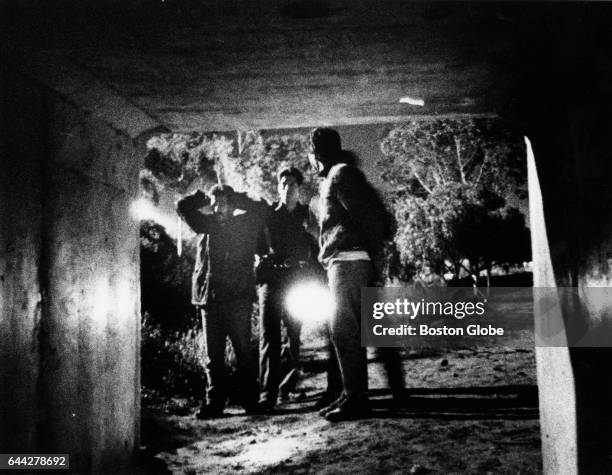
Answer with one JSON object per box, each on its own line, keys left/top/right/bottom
{"left": 177, "top": 127, "right": 396, "bottom": 422}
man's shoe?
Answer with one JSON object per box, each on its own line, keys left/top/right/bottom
{"left": 324, "top": 397, "right": 370, "bottom": 422}
{"left": 248, "top": 400, "right": 274, "bottom": 415}
{"left": 318, "top": 394, "right": 346, "bottom": 417}
{"left": 313, "top": 391, "right": 341, "bottom": 411}
{"left": 195, "top": 404, "right": 224, "bottom": 419}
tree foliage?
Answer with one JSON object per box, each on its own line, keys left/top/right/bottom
{"left": 140, "top": 220, "right": 196, "bottom": 331}
{"left": 380, "top": 119, "right": 526, "bottom": 199}
{"left": 226, "top": 131, "right": 318, "bottom": 204}
{"left": 379, "top": 119, "right": 530, "bottom": 277}
{"left": 143, "top": 131, "right": 318, "bottom": 205}
{"left": 140, "top": 220, "right": 208, "bottom": 396}
{"left": 144, "top": 132, "right": 232, "bottom": 194}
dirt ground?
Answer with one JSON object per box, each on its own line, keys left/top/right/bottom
{"left": 141, "top": 292, "right": 541, "bottom": 474}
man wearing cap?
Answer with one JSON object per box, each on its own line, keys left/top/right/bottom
{"left": 308, "top": 127, "right": 394, "bottom": 422}
{"left": 176, "top": 184, "right": 269, "bottom": 418}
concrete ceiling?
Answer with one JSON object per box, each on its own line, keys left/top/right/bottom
{"left": 0, "top": 1, "right": 602, "bottom": 132}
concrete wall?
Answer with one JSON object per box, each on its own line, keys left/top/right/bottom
{"left": 0, "top": 71, "right": 46, "bottom": 456}
{"left": 526, "top": 139, "right": 577, "bottom": 474}
{"left": 0, "top": 69, "right": 141, "bottom": 471}
{"left": 528, "top": 115, "right": 612, "bottom": 474}
{"left": 516, "top": 6, "right": 612, "bottom": 473}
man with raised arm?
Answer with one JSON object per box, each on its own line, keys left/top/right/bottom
{"left": 176, "top": 185, "right": 269, "bottom": 418}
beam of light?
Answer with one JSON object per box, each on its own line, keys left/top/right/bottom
{"left": 399, "top": 96, "right": 425, "bottom": 106}
{"left": 129, "top": 198, "right": 181, "bottom": 240}
{"left": 177, "top": 217, "right": 182, "bottom": 256}
{"left": 285, "top": 281, "right": 334, "bottom": 326}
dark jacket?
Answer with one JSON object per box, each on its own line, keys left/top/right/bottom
{"left": 255, "top": 201, "right": 322, "bottom": 286}
{"left": 265, "top": 202, "right": 316, "bottom": 264}
{"left": 177, "top": 191, "right": 269, "bottom": 306}
{"left": 318, "top": 163, "right": 391, "bottom": 280}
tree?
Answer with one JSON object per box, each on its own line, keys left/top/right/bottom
{"left": 228, "top": 131, "right": 318, "bottom": 204}
{"left": 143, "top": 132, "right": 233, "bottom": 195}
{"left": 143, "top": 131, "right": 318, "bottom": 205}
{"left": 140, "top": 220, "right": 196, "bottom": 331}
{"left": 379, "top": 118, "right": 529, "bottom": 281}
{"left": 380, "top": 119, "right": 526, "bottom": 198}
{"left": 140, "top": 220, "right": 207, "bottom": 396}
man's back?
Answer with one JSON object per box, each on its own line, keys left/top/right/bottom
{"left": 318, "top": 163, "right": 392, "bottom": 276}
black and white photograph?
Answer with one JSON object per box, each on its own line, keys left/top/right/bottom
{"left": 2, "top": 0, "right": 612, "bottom": 473}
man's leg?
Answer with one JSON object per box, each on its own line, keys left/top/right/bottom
{"left": 200, "top": 304, "right": 227, "bottom": 416}
{"left": 378, "top": 347, "right": 405, "bottom": 402}
{"left": 258, "top": 284, "right": 283, "bottom": 408}
{"left": 279, "top": 312, "right": 302, "bottom": 398}
{"left": 325, "top": 260, "right": 371, "bottom": 419}
{"left": 225, "top": 298, "right": 260, "bottom": 412}
{"left": 325, "top": 327, "right": 343, "bottom": 397}
{"left": 314, "top": 325, "right": 343, "bottom": 411}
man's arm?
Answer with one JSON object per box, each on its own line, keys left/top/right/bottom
{"left": 331, "top": 166, "right": 383, "bottom": 246}
{"left": 331, "top": 165, "right": 387, "bottom": 282}
{"left": 303, "top": 201, "right": 320, "bottom": 240}
{"left": 231, "top": 192, "right": 270, "bottom": 215}
{"left": 176, "top": 190, "right": 213, "bottom": 234}
{"left": 256, "top": 223, "right": 273, "bottom": 256}
{"left": 231, "top": 192, "right": 272, "bottom": 227}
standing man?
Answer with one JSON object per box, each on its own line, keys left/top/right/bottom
{"left": 308, "top": 127, "right": 394, "bottom": 422}
{"left": 257, "top": 167, "right": 320, "bottom": 411}
{"left": 176, "top": 185, "right": 268, "bottom": 419}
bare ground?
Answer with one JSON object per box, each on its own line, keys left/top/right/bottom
{"left": 141, "top": 294, "right": 541, "bottom": 474}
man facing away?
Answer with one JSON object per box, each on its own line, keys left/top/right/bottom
{"left": 257, "top": 166, "right": 321, "bottom": 411}
{"left": 308, "top": 127, "right": 394, "bottom": 422}
{"left": 176, "top": 184, "right": 269, "bottom": 419}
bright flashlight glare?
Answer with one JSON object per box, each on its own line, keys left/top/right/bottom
{"left": 130, "top": 198, "right": 152, "bottom": 220}
{"left": 285, "top": 281, "right": 334, "bottom": 324}
{"left": 129, "top": 198, "right": 180, "bottom": 239}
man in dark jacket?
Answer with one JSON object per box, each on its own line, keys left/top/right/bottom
{"left": 308, "top": 127, "right": 393, "bottom": 422}
{"left": 257, "top": 167, "right": 320, "bottom": 411}
{"left": 176, "top": 184, "right": 268, "bottom": 418}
